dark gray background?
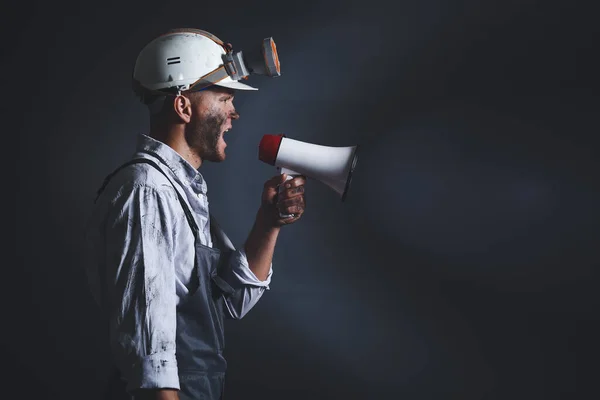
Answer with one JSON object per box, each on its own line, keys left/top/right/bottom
{"left": 10, "top": 0, "right": 599, "bottom": 399}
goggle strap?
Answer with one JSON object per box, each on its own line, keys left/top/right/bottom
{"left": 161, "top": 28, "right": 231, "bottom": 53}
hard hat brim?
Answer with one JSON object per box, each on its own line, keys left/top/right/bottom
{"left": 215, "top": 80, "right": 258, "bottom": 91}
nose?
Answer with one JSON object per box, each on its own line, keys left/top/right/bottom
{"left": 230, "top": 110, "right": 240, "bottom": 120}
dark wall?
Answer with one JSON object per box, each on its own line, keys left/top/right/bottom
{"left": 11, "top": 0, "right": 598, "bottom": 399}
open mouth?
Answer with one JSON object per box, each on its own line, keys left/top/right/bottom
{"left": 220, "top": 128, "right": 230, "bottom": 145}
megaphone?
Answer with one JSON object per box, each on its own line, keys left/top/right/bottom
{"left": 258, "top": 134, "right": 358, "bottom": 216}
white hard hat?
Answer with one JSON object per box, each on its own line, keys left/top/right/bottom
{"left": 132, "top": 28, "right": 258, "bottom": 100}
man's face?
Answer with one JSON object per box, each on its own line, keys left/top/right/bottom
{"left": 184, "top": 86, "right": 239, "bottom": 163}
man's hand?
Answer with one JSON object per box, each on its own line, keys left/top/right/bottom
{"left": 261, "top": 173, "right": 307, "bottom": 227}
{"left": 244, "top": 173, "right": 307, "bottom": 281}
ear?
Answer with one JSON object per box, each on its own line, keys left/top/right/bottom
{"left": 172, "top": 95, "right": 192, "bottom": 123}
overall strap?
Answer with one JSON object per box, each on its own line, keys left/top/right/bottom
{"left": 95, "top": 157, "right": 234, "bottom": 296}
{"left": 94, "top": 158, "right": 200, "bottom": 240}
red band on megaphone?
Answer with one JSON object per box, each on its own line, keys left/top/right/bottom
{"left": 258, "top": 134, "right": 285, "bottom": 165}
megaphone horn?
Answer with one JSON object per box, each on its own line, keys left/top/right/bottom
{"left": 258, "top": 134, "right": 358, "bottom": 202}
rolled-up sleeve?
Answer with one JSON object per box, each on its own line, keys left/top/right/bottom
{"left": 105, "top": 183, "right": 180, "bottom": 392}
{"left": 222, "top": 248, "right": 273, "bottom": 320}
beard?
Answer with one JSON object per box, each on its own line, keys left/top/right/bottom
{"left": 184, "top": 110, "right": 227, "bottom": 163}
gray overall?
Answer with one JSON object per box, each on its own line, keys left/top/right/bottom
{"left": 96, "top": 158, "right": 236, "bottom": 400}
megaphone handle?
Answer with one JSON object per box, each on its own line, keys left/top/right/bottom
{"left": 277, "top": 167, "right": 299, "bottom": 219}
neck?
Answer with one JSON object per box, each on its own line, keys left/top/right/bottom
{"left": 149, "top": 124, "right": 203, "bottom": 169}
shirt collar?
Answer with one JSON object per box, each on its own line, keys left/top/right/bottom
{"left": 136, "top": 133, "right": 208, "bottom": 194}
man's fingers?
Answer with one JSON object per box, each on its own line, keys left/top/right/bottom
{"left": 279, "top": 205, "right": 304, "bottom": 217}
{"left": 265, "top": 173, "right": 288, "bottom": 189}
{"left": 278, "top": 195, "right": 305, "bottom": 207}
{"left": 280, "top": 185, "right": 304, "bottom": 198}
{"left": 277, "top": 196, "right": 305, "bottom": 214}
{"left": 279, "top": 175, "right": 306, "bottom": 190}
{"left": 280, "top": 213, "right": 302, "bottom": 224}
{"left": 264, "top": 174, "right": 306, "bottom": 190}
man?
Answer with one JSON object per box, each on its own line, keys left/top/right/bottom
{"left": 84, "top": 28, "right": 306, "bottom": 400}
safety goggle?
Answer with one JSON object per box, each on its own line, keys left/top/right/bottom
{"left": 173, "top": 28, "right": 281, "bottom": 93}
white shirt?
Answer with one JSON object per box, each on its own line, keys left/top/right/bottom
{"left": 84, "top": 134, "right": 272, "bottom": 391}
